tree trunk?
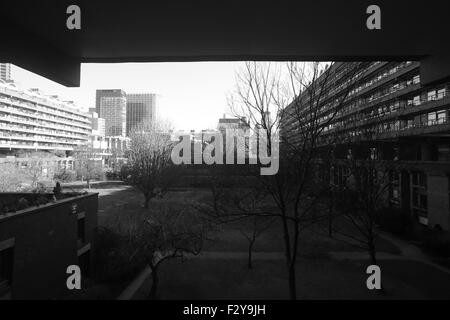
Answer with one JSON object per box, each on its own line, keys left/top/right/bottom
{"left": 328, "top": 206, "right": 333, "bottom": 238}
{"left": 368, "top": 239, "right": 377, "bottom": 266}
{"left": 248, "top": 240, "right": 254, "bottom": 269}
{"left": 280, "top": 215, "right": 296, "bottom": 299}
{"left": 288, "top": 264, "right": 297, "bottom": 300}
{"left": 149, "top": 267, "right": 159, "bottom": 299}
{"left": 144, "top": 196, "right": 150, "bottom": 209}
{"left": 86, "top": 179, "right": 91, "bottom": 189}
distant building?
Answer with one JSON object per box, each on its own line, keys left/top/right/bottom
{"left": 217, "top": 114, "right": 250, "bottom": 132}
{"left": 0, "top": 63, "right": 11, "bottom": 81}
{"left": 0, "top": 81, "right": 90, "bottom": 154}
{"left": 89, "top": 112, "right": 106, "bottom": 137}
{"left": 95, "top": 89, "right": 127, "bottom": 137}
{"left": 85, "top": 111, "right": 110, "bottom": 163}
{"left": 126, "top": 93, "right": 156, "bottom": 135}
{"left": 217, "top": 115, "right": 251, "bottom": 162}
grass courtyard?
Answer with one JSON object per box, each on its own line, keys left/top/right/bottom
{"left": 76, "top": 182, "right": 450, "bottom": 300}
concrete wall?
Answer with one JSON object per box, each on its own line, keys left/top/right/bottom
{"left": 0, "top": 193, "right": 98, "bottom": 299}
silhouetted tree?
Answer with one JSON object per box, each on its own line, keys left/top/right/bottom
{"left": 227, "top": 61, "right": 364, "bottom": 299}
{"left": 110, "top": 207, "right": 206, "bottom": 299}
{"left": 121, "top": 121, "right": 178, "bottom": 208}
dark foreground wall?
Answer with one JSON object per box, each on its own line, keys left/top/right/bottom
{"left": 0, "top": 193, "right": 98, "bottom": 299}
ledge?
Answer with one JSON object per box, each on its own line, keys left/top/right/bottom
{"left": 0, "top": 192, "right": 98, "bottom": 223}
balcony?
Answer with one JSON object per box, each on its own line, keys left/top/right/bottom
{"left": 377, "top": 117, "right": 450, "bottom": 140}
{"left": 0, "top": 107, "right": 90, "bottom": 135}
{"left": 0, "top": 87, "right": 89, "bottom": 120}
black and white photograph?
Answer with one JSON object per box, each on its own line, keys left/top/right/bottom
{"left": 1, "top": 0, "right": 450, "bottom": 312}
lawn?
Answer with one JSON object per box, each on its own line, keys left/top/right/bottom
{"left": 75, "top": 182, "right": 450, "bottom": 300}
{"left": 144, "top": 257, "right": 431, "bottom": 299}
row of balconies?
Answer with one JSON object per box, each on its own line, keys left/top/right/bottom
{"left": 282, "top": 81, "right": 422, "bottom": 132}
{"left": 314, "top": 61, "right": 411, "bottom": 110}
{"left": 0, "top": 132, "right": 83, "bottom": 145}
{"left": 317, "top": 83, "right": 423, "bottom": 130}
{"left": 0, "top": 94, "right": 90, "bottom": 126}
{"left": 0, "top": 101, "right": 91, "bottom": 131}
{"left": 0, "top": 140, "right": 75, "bottom": 151}
{"left": 289, "top": 62, "right": 372, "bottom": 115}
{"left": 0, "top": 123, "right": 89, "bottom": 141}
{"left": 322, "top": 90, "right": 450, "bottom": 133}
{"left": 0, "top": 86, "right": 89, "bottom": 120}
{"left": 0, "top": 114, "right": 90, "bottom": 137}
{"left": 347, "top": 61, "right": 417, "bottom": 99}
{"left": 0, "top": 107, "right": 91, "bottom": 135}
{"left": 314, "top": 65, "right": 420, "bottom": 124}
{"left": 0, "top": 99, "right": 91, "bottom": 127}
{"left": 282, "top": 70, "right": 422, "bottom": 130}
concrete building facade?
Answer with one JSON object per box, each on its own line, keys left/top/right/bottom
{"left": 0, "top": 81, "right": 90, "bottom": 154}
{"left": 126, "top": 93, "right": 156, "bottom": 136}
{"left": 0, "top": 63, "right": 11, "bottom": 82}
{"left": 281, "top": 61, "right": 450, "bottom": 230}
{"left": 95, "top": 89, "right": 127, "bottom": 137}
{"left": 0, "top": 193, "right": 98, "bottom": 299}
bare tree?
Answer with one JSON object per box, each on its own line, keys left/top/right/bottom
{"left": 109, "top": 206, "right": 206, "bottom": 299}
{"left": 73, "top": 144, "right": 103, "bottom": 188}
{"left": 317, "top": 98, "right": 414, "bottom": 268}
{"left": 0, "top": 159, "right": 53, "bottom": 192}
{"left": 237, "top": 212, "right": 275, "bottom": 269}
{"left": 331, "top": 148, "right": 405, "bottom": 266}
{"left": 227, "top": 61, "right": 364, "bottom": 299}
{"left": 200, "top": 179, "right": 275, "bottom": 269}
{"left": 121, "top": 121, "right": 178, "bottom": 208}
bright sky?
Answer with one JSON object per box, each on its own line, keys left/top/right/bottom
{"left": 11, "top": 62, "right": 247, "bottom": 131}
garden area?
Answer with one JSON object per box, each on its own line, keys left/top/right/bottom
{"left": 72, "top": 182, "right": 450, "bottom": 300}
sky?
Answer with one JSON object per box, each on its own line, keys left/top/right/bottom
{"left": 11, "top": 62, "right": 247, "bottom": 131}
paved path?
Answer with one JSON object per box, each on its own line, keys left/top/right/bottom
{"left": 328, "top": 231, "right": 450, "bottom": 275}
{"left": 195, "top": 251, "right": 285, "bottom": 260}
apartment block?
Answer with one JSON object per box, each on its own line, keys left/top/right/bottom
{"left": 0, "top": 81, "right": 90, "bottom": 154}
{"left": 281, "top": 61, "right": 450, "bottom": 230}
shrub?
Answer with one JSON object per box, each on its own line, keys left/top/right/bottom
{"left": 421, "top": 229, "right": 450, "bottom": 257}
{"left": 377, "top": 207, "right": 412, "bottom": 235}
{"left": 54, "top": 168, "right": 77, "bottom": 183}
{"left": 105, "top": 168, "right": 121, "bottom": 181}
{"left": 94, "top": 227, "right": 146, "bottom": 282}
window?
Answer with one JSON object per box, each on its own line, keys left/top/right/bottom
{"left": 389, "top": 170, "right": 400, "bottom": 204}
{"left": 0, "top": 239, "right": 14, "bottom": 298}
{"left": 437, "top": 88, "right": 446, "bottom": 99}
{"left": 412, "top": 171, "right": 427, "bottom": 187}
{"left": 412, "top": 186, "right": 427, "bottom": 220}
{"left": 428, "top": 90, "right": 437, "bottom": 101}
{"left": 413, "top": 75, "right": 420, "bottom": 84}
{"left": 437, "top": 110, "right": 447, "bottom": 124}
{"left": 428, "top": 112, "right": 436, "bottom": 126}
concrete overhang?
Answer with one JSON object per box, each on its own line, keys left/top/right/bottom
{"left": 0, "top": 0, "right": 449, "bottom": 87}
